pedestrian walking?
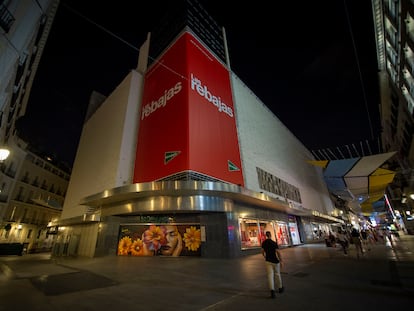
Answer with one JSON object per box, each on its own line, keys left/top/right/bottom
{"left": 336, "top": 229, "right": 349, "bottom": 255}
{"left": 384, "top": 228, "right": 395, "bottom": 246}
{"left": 261, "top": 231, "right": 284, "bottom": 298}
{"left": 329, "top": 231, "right": 337, "bottom": 247}
{"left": 360, "top": 229, "right": 369, "bottom": 251}
{"left": 351, "top": 227, "right": 364, "bottom": 258}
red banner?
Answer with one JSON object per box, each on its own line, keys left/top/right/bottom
{"left": 134, "top": 32, "right": 244, "bottom": 185}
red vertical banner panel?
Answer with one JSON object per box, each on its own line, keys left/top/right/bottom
{"left": 134, "top": 34, "right": 189, "bottom": 182}
{"left": 134, "top": 32, "right": 244, "bottom": 185}
{"left": 186, "top": 33, "right": 244, "bottom": 185}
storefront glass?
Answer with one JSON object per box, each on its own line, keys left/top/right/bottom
{"left": 288, "top": 221, "right": 301, "bottom": 245}
{"left": 275, "top": 221, "right": 290, "bottom": 246}
{"left": 239, "top": 218, "right": 273, "bottom": 249}
{"left": 302, "top": 219, "right": 332, "bottom": 242}
{"left": 302, "top": 220, "right": 316, "bottom": 241}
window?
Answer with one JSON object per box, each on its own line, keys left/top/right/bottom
{"left": 239, "top": 218, "right": 273, "bottom": 249}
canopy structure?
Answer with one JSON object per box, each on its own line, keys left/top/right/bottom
{"left": 308, "top": 152, "right": 397, "bottom": 214}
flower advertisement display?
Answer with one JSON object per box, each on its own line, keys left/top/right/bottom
{"left": 117, "top": 224, "right": 202, "bottom": 257}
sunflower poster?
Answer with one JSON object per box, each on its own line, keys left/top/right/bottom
{"left": 117, "top": 224, "right": 202, "bottom": 257}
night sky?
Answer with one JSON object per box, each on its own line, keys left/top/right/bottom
{"left": 18, "top": 0, "right": 381, "bottom": 166}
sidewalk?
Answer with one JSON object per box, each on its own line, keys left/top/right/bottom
{"left": 1, "top": 234, "right": 413, "bottom": 311}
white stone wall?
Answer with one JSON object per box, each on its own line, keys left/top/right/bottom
{"left": 61, "top": 69, "right": 334, "bottom": 221}
{"left": 231, "top": 74, "right": 334, "bottom": 214}
{"left": 61, "top": 71, "right": 142, "bottom": 220}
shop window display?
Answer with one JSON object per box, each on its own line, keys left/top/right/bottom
{"left": 239, "top": 218, "right": 273, "bottom": 249}
{"left": 288, "top": 215, "right": 301, "bottom": 245}
{"left": 275, "top": 221, "right": 290, "bottom": 246}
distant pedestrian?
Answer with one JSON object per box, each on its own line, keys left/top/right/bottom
{"left": 367, "top": 229, "right": 376, "bottom": 246}
{"left": 377, "top": 228, "right": 385, "bottom": 243}
{"left": 261, "top": 231, "right": 284, "bottom": 298}
{"left": 337, "top": 229, "right": 349, "bottom": 255}
{"left": 360, "top": 229, "right": 369, "bottom": 251}
{"left": 329, "top": 231, "right": 337, "bottom": 247}
{"left": 384, "top": 228, "right": 393, "bottom": 245}
{"left": 351, "top": 227, "right": 364, "bottom": 258}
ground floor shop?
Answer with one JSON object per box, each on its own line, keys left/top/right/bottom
{"left": 51, "top": 182, "right": 342, "bottom": 258}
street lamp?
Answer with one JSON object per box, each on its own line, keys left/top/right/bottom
{"left": 0, "top": 147, "right": 10, "bottom": 161}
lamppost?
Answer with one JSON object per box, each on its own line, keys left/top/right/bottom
{"left": 0, "top": 147, "right": 10, "bottom": 162}
{"left": 0, "top": 146, "right": 10, "bottom": 238}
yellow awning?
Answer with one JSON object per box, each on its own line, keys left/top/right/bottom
{"left": 308, "top": 152, "right": 396, "bottom": 213}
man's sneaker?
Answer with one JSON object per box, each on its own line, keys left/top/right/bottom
{"left": 279, "top": 287, "right": 285, "bottom": 293}
{"left": 270, "top": 290, "right": 276, "bottom": 298}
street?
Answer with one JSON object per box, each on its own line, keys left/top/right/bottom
{"left": 1, "top": 234, "right": 413, "bottom": 311}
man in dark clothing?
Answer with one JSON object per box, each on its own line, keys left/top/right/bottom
{"left": 261, "top": 231, "right": 284, "bottom": 298}
{"left": 351, "top": 227, "right": 364, "bottom": 258}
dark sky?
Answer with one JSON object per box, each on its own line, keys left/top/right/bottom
{"left": 18, "top": 0, "right": 381, "bottom": 166}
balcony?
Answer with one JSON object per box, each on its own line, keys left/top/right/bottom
{"left": 0, "top": 194, "right": 8, "bottom": 202}
{"left": 0, "top": 3, "right": 15, "bottom": 33}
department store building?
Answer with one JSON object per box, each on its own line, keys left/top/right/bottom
{"left": 52, "top": 1, "right": 343, "bottom": 258}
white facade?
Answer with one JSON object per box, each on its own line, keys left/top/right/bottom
{"left": 60, "top": 70, "right": 334, "bottom": 224}
{"left": 61, "top": 71, "right": 142, "bottom": 220}
{"left": 54, "top": 60, "right": 338, "bottom": 257}
{"left": 0, "top": 136, "right": 69, "bottom": 253}
{"left": 0, "top": 0, "right": 59, "bottom": 144}
{"left": 0, "top": 0, "right": 65, "bottom": 254}
{"left": 232, "top": 74, "right": 334, "bottom": 215}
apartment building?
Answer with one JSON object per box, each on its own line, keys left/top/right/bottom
{"left": 372, "top": 0, "right": 414, "bottom": 233}
{"left": 0, "top": 0, "right": 67, "bottom": 253}
{"left": 0, "top": 136, "right": 69, "bottom": 253}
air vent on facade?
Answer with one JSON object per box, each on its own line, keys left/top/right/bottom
{"left": 158, "top": 171, "right": 223, "bottom": 183}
